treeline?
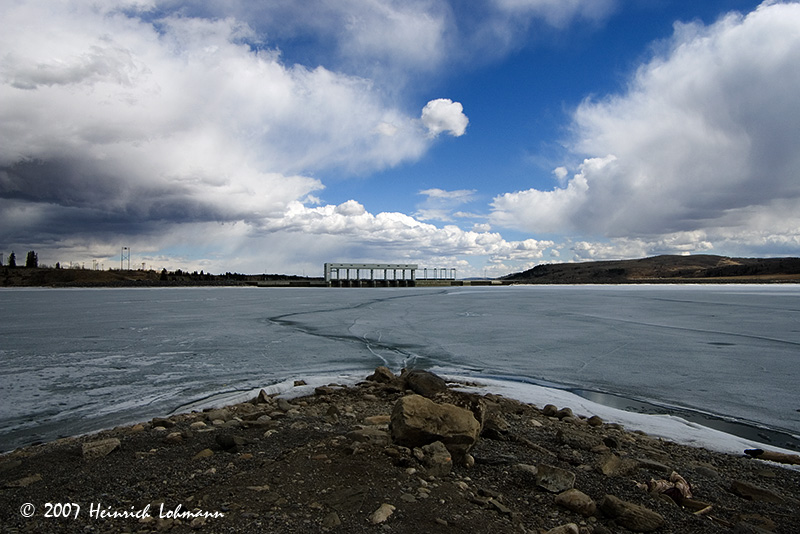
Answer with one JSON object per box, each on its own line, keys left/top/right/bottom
{"left": 1, "top": 250, "right": 39, "bottom": 268}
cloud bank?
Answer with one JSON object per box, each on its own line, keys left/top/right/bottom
{"left": 491, "top": 1, "right": 800, "bottom": 259}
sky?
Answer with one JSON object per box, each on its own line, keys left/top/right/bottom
{"left": 2, "top": 0, "right": 799, "bottom": 277}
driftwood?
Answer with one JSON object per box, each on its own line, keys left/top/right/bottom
{"left": 744, "top": 448, "right": 800, "bottom": 465}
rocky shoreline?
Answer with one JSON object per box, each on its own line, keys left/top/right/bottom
{"left": 1, "top": 368, "right": 798, "bottom": 533}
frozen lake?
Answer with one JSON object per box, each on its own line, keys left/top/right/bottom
{"left": 1, "top": 284, "right": 799, "bottom": 453}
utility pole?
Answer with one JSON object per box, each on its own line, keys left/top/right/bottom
{"left": 121, "top": 246, "right": 130, "bottom": 270}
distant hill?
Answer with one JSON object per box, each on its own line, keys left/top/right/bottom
{"left": 502, "top": 255, "right": 800, "bottom": 284}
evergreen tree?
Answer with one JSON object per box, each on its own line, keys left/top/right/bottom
{"left": 25, "top": 250, "right": 38, "bottom": 268}
{"left": 8, "top": 252, "right": 16, "bottom": 268}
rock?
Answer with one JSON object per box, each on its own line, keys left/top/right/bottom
{"left": 597, "top": 452, "right": 637, "bottom": 477}
{"left": 255, "top": 389, "right": 271, "bottom": 404}
{"left": 347, "top": 427, "right": 390, "bottom": 446}
{"left": 555, "top": 489, "right": 597, "bottom": 517}
{"left": 151, "top": 417, "right": 175, "bottom": 428}
{"left": 206, "top": 408, "right": 231, "bottom": 422}
{"left": 587, "top": 415, "right": 604, "bottom": 427}
{"left": 189, "top": 421, "right": 208, "bottom": 430}
{"left": 535, "top": 464, "right": 576, "bottom": 493}
{"left": 481, "top": 414, "right": 510, "bottom": 440}
{"left": 82, "top": 438, "right": 121, "bottom": 461}
{"left": 315, "top": 386, "right": 337, "bottom": 395}
{"left": 370, "top": 503, "right": 395, "bottom": 524}
{"left": 558, "top": 428, "right": 600, "bottom": 451}
{"left": 545, "top": 524, "right": 579, "bottom": 534}
{"left": 322, "top": 512, "right": 341, "bottom": 528}
{"left": 6, "top": 473, "right": 42, "bottom": 488}
{"left": 515, "top": 463, "right": 538, "bottom": 477}
{"left": 277, "top": 398, "right": 295, "bottom": 412}
{"left": 293, "top": 380, "right": 307, "bottom": 387}
{"left": 599, "top": 495, "right": 665, "bottom": 532}
{"left": 364, "top": 415, "right": 391, "bottom": 425}
{"left": 555, "top": 407, "right": 574, "bottom": 420}
{"left": 164, "top": 432, "right": 183, "bottom": 444}
{"left": 402, "top": 369, "right": 448, "bottom": 398}
{"left": 730, "top": 480, "right": 785, "bottom": 503}
{"left": 637, "top": 458, "right": 671, "bottom": 473}
{"left": 216, "top": 434, "right": 249, "bottom": 452}
{"left": 543, "top": 404, "right": 559, "bottom": 417}
{"left": 421, "top": 441, "right": 453, "bottom": 477}
{"left": 193, "top": 448, "right": 214, "bottom": 459}
{"left": 366, "top": 366, "right": 396, "bottom": 383}
{"left": 390, "top": 394, "right": 481, "bottom": 461}
{"left": 488, "top": 498, "right": 512, "bottom": 515}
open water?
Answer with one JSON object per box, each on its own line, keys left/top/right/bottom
{"left": 1, "top": 284, "right": 799, "bottom": 453}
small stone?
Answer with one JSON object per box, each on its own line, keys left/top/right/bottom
{"left": 401, "top": 493, "right": 417, "bottom": 502}
{"left": 370, "top": 503, "right": 395, "bottom": 524}
{"left": 599, "top": 495, "right": 664, "bottom": 532}
{"left": 489, "top": 498, "right": 512, "bottom": 515}
{"left": 587, "top": 416, "right": 604, "bottom": 427}
{"left": 555, "top": 407, "right": 574, "bottom": 420}
{"left": 293, "top": 380, "right": 307, "bottom": 387}
{"left": 206, "top": 408, "right": 231, "bottom": 422}
{"left": 546, "top": 524, "right": 580, "bottom": 534}
{"left": 130, "top": 424, "right": 146, "bottom": 433}
{"left": 730, "top": 480, "right": 784, "bottom": 503}
{"left": 421, "top": 440, "right": 453, "bottom": 477}
{"left": 366, "top": 366, "right": 396, "bottom": 383}
{"left": 193, "top": 448, "right": 214, "bottom": 459}
{"left": 216, "top": 434, "right": 248, "bottom": 451}
{"left": 255, "top": 389, "right": 271, "bottom": 404}
{"left": 322, "top": 512, "right": 341, "bottom": 528}
{"left": 542, "top": 404, "right": 558, "bottom": 417}
{"left": 515, "top": 463, "right": 538, "bottom": 476}
{"left": 347, "top": 428, "right": 390, "bottom": 446}
{"left": 82, "top": 438, "right": 121, "bottom": 461}
{"left": 6, "top": 473, "right": 42, "bottom": 488}
{"left": 555, "top": 489, "right": 597, "bottom": 517}
{"left": 536, "top": 464, "right": 576, "bottom": 493}
{"left": 364, "top": 415, "right": 391, "bottom": 425}
{"left": 151, "top": 417, "right": 175, "bottom": 428}
{"left": 189, "top": 421, "right": 207, "bottom": 430}
{"left": 164, "top": 432, "right": 183, "bottom": 444}
{"left": 277, "top": 398, "right": 295, "bottom": 412}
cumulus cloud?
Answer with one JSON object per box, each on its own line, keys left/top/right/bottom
{"left": 258, "top": 200, "right": 552, "bottom": 265}
{"left": 0, "top": 1, "right": 470, "bottom": 265}
{"left": 421, "top": 99, "right": 469, "bottom": 137}
{"left": 491, "top": 1, "right": 800, "bottom": 256}
{"left": 415, "top": 188, "right": 477, "bottom": 221}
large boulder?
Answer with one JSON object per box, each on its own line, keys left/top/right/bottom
{"left": 390, "top": 394, "right": 480, "bottom": 461}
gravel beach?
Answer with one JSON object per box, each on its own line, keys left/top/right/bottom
{"left": 1, "top": 368, "right": 798, "bottom": 533}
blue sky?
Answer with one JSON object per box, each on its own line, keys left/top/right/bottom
{"left": 2, "top": 0, "right": 799, "bottom": 277}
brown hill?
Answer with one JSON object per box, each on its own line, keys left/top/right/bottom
{"left": 502, "top": 255, "right": 800, "bottom": 284}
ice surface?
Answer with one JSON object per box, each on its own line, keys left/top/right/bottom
{"left": 1, "top": 285, "right": 799, "bottom": 453}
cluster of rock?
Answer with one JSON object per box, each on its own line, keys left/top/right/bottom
{"left": 3, "top": 366, "right": 799, "bottom": 533}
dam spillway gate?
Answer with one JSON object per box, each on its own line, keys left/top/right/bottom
{"left": 323, "top": 263, "right": 457, "bottom": 287}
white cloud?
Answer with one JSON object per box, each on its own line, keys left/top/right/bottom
{"left": 421, "top": 98, "right": 469, "bottom": 137}
{"left": 490, "top": 1, "right": 800, "bottom": 256}
{"left": 492, "top": 0, "right": 616, "bottom": 28}
{"left": 0, "top": 2, "right": 465, "bottom": 256}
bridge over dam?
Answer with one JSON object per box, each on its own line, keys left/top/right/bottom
{"left": 320, "top": 263, "right": 509, "bottom": 287}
